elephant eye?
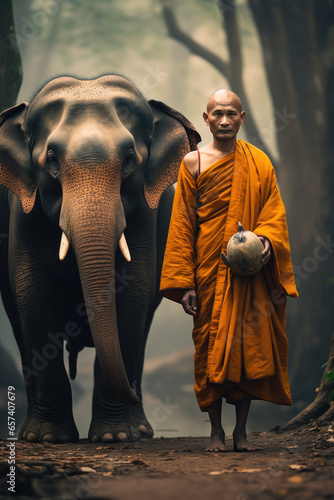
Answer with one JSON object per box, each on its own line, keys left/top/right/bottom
{"left": 46, "top": 151, "right": 60, "bottom": 177}
{"left": 122, "top": 149, "right": 136, "bottom": 175}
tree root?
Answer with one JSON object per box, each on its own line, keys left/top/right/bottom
{"left": 281, "top": 331, "right": 334, "bottom": 431}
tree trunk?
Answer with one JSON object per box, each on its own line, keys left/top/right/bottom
{"left": 0, "top": 0, "right": 23, "bottom": 111}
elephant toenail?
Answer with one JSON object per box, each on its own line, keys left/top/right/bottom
{"left": 90, "top": 434, "right": 99, "bottom": 443}
{"left": 26, "top": 432, "right": 37, "bottom": 442}
{"left": 117, "top": 432, "right": 128, "bottom": 442}
{"left": 60, "top": 434, "right": 71, "bottom": 442}
{"left": 101, "top": 433, "right": 115, "bottom": 443}
{"left": 42, "top": 433, "right": 57, "bottom": 443}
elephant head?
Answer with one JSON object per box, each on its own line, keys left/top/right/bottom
{"left": 0, "top": 75, "right": 200, "bottom": 405}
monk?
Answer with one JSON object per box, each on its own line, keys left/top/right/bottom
{"left": 160, "top": 89, "right": 298, "bottom": 452}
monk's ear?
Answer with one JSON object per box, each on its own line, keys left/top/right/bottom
{"left": 0, "top": 102, "right": 37, "bottom": 213}
{"left": 240, "top": 110, "right": 246, "bottom": 125}
{"left": 144, "top": 100, "right": 201, "bottom": 210}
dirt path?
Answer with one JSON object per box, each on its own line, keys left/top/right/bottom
{"left": 1, "top": 425, "right": 333, "bottom": 499}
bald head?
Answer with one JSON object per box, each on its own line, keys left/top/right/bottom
{"left": 203, "top": 89, "right": 245, "bottom": 144}
{"left": 207, "top": 89, "right": 242, "bottom": 113}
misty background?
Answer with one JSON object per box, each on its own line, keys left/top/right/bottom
{"left": 0, "top": 0, "right": 333, "bottom": 439}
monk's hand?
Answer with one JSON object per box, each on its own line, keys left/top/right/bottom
{"left": 258, "top": 236, "right": 271, "bottom": 265}
{"left": 181, "top": 289, "right": 197, "bottom": 316}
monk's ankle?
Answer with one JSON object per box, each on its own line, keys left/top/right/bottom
{"left": 233, "top": 429, "right": 246, "bottom": 440}
{"left": 211, "top": 429, "right": 225, "bottom": 441}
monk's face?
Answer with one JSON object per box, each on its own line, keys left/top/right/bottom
{"left": 203, "top": 91, "right": 245, "bottom": 141}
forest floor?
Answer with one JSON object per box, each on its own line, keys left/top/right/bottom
{"left": 0, "top": 424, "right": 334, "bottom": 500}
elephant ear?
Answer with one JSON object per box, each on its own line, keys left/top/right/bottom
{"left": 144, "top": 100, "right": 201, "bottom": 210}
{"left": 0, "top": 102, "right": 37, "bottom": 214}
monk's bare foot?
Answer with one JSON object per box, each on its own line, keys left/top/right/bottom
{"left": 205, "top": 432, "right": 227, "bottom": 452}
{"left": 233, "top": 432, "right": 261, "bottom": 452}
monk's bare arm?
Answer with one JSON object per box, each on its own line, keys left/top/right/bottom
{"left": 180, "top": 153, "right": 199, "bottom": 313}
{"left": 183, "top": 150, "right": 200, "bottom": 179}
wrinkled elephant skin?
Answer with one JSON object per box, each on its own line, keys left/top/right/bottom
{"left": 0, "top": 75, "right": 200, "bottom": 443}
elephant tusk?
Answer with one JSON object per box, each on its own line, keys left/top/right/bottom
{"left": 59, "top": 232, "right": 70, "bottom": 261}
{"left": 119, "top": 233, "right": 131, "bottom": 262}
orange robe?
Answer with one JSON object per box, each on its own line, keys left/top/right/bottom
{"left": 160, "top": 140, "right": 298, "bottom": 411}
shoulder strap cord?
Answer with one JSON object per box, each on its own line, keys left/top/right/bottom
{"left": 197, "top": 149, "right": 201, "bottom": 179}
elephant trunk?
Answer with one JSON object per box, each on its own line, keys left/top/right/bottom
{"left": 60, "top": 183, "right": 138, "bottom": 406}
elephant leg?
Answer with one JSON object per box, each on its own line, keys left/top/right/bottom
{"left": 89, "top": 355, "right": 139, "bottom": 443}
{"left": 16, "top": 287, "right": 79, "bottom": 443}
{"left": 129, "top": 306, "right": 158, "bottom": 438}
{"left": 0, "top": 268, "right": 31, "bottom": 435}
{"left": 0, "top": 216, "right": 24, "bottom": 361}
{"left": 19, "top": 319, "right": 79, "bottom": 442}
{"left": 0, "top": 268, "right": 24, "bottom": 362}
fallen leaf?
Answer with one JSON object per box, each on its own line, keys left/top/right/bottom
{"left": 80, "top": 466, "right": 96, "bottom": 473}
{"left": 289, "top": 465, "right": 305, "bottom": 471}
{"left": 327, "top": 436, "right": 334, "bottom": 443}
{"left": 208, "top": 468, "right": 263, "bottom": 475}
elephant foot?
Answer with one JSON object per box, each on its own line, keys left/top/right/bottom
{"left": 131, "top": 403, "right": 154, "bottom": 438}
{"left": 19, "top": 416, "right": 79, "bottom": 443}
{"left": 89, "top": 417, "right": 139, "bottom": 443}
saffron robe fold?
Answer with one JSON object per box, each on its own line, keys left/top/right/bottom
{"left": 160, "top": 140, "right": 298, "bottom": 410}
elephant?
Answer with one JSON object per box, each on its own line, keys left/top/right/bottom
{"left": 0, "top": 75, "right": 200, "bottom": 443}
